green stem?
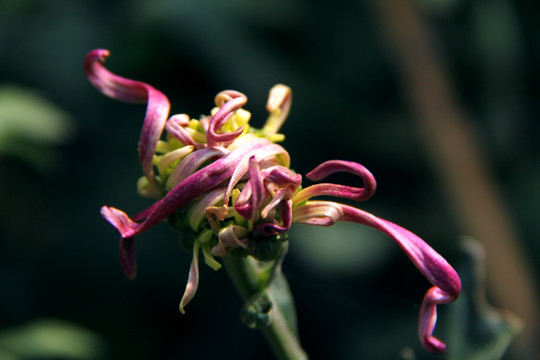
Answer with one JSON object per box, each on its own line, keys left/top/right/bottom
{"left": 223, "top": 255, "right": 308, "bottom": 360}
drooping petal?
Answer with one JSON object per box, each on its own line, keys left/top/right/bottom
{"left": 294, "top": 160, "right": 377, "bottom": 204}
{"left": 179, "top": 242, "right": 201, "bottom": 314}
{"left": 119, "top": 237, "right": 137, "bottom": 280}
{"left": 200, "top": 241, "right": 222, "bottom": 270}
{"left": 339, "top": 204, "right": 461, "bottom": 352}
{"left": 84, "top": 49, "right": 170, "bottom": 190}
{"left": 418, "top": 286, "right": 455, "bottom": 352}
{"left": 104, "top": 203, "right": 155, "bottom": 279}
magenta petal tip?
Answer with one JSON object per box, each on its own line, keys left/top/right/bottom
{"left": 423, "top": 338, "right": 446, "bottom": 353}
{"left": 100, "top": 206, "right": 139, "bottom": 239}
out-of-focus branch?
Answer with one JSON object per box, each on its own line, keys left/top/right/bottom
{"left": 373, "top": 0, "right": 538, "bottom": 355}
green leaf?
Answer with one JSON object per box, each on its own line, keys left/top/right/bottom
{"left": 446, "top": 238, "right": 523, "bottom": 360}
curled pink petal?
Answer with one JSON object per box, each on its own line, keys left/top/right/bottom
{"left": 101, "top": 207, "right": 140, "bottom": 278}
{"left": 339, "top": 204, "right": 461, "bottom": 352}
{"left": 101, "top": 206, "right": 141, "bottom": 239}
{"left": 261, "top": 187, "right": 293, "bottom": 219}
{"left": 84, "top": 49, "right": 170, "bottom": 189}
{"left": 263, "top": 167, "right": 302, "bottom": 188}
{"left": 165, "top": 114, "right": 197, "bottom": 146}
{"left": 85, "top": 49, "right": 147, "bottom": 102}
{"left": 294, "top": 160, "right": 377, "bottom": 204}
{"left": 291, "top": 201, "right": 344, "bottom": 226}
{"left": 207, "top": 90, "right": 247, "bottom": 147}
{"left": 256, "top": 199, "right": 293, "bottom": 236}
{"left": 419, "top": 286, "right": 454, "bottom": 352}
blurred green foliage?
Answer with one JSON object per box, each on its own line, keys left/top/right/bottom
{"left": 1, "top": 0, "right": 538, "bottom": 359}
{"left": 0, "top": 318, "right": 104, "bottom": 359}
{"left": 0, "top": 85, "right": 74, "bottom": 173}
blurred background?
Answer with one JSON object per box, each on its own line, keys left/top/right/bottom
{"left": 0, "top": 0, "right": 538, "bottom": 359}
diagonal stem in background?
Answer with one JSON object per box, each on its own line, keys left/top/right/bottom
{"left": 373, "top": 0, "right": 539, "bottom": 356}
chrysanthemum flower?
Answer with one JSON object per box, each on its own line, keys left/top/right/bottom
{"left": 85, "top": 49, "right": 461, "bottom": 353}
